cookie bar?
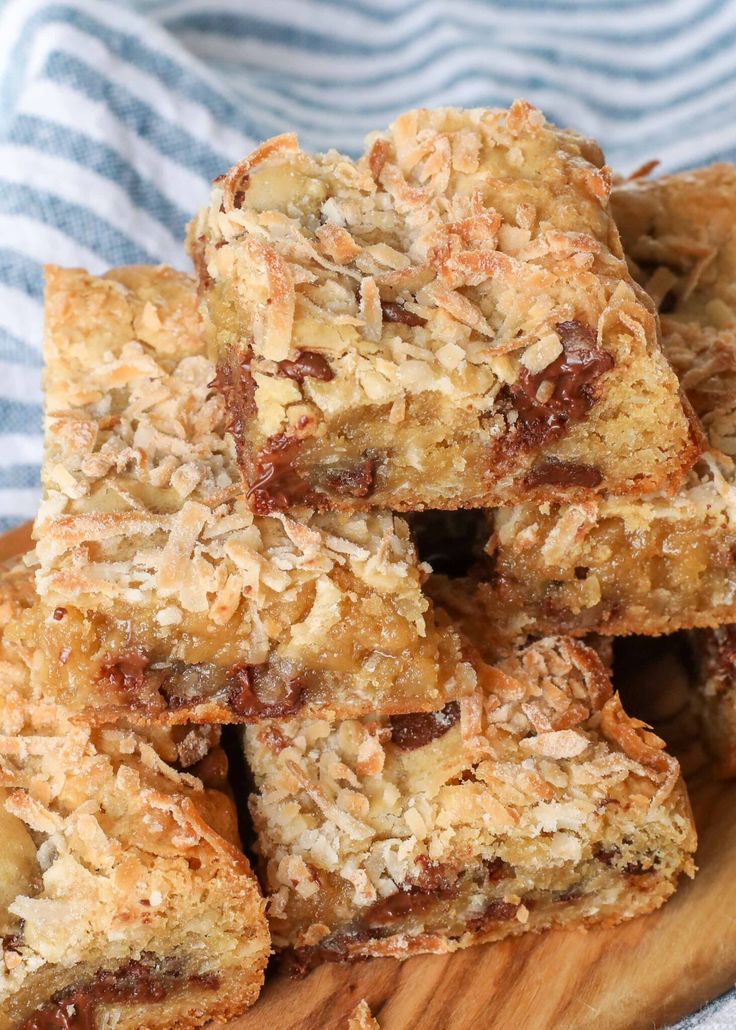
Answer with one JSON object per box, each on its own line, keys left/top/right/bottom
{"left": 189, "top": 102, "right": 696, "bottom": 513}
{"left": 244, "top": 637, "right": 696, "bottom": 967}
{"left": 0, "top": 594, "right": 270, "bottom": 1028}
{"left": 27, "top": 265, "right": 473, "bottom": 727}
{"left": 464, "top": 164, "right": 736, "bottom": 639}
{"left": 0, "top": 559, "right": 220, "bottom": 771}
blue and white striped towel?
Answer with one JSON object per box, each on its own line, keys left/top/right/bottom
{"left": 0, "top": 4, "right": 734, "bottom": 1021}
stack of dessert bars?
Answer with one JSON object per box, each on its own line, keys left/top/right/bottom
{"left": 5, "top": 100, "right": 736, "bottom": 1027}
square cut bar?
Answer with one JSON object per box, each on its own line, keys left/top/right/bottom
{"left": 458, "top": 164, "right": 736, "bottom": 640}
{"left": 0, "top": 559, "right": 221, "bottom": 771}
{"left": 189, "top": 102, "right": 697, "bottom": 513}
{"left": 27, "top": 265, "right": 473, "bottom": 727}
{"left": 0, "top": 574, "right": 270, "bottom": 1030}
{"left": 244, "top": 637, "right": 696, "bottom": 967}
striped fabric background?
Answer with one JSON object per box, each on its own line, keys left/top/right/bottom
{"left": 0, "top": 1, "right": 735, "bottom": 1027}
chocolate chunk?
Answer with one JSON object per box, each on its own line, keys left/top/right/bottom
{"left": 508, "top": 320, "right": 614, "bottom": 449}
{"left": 389, "top": 701, "right": 460, "bottom": 750}
{"left": 276, "top": 351, "right": 334, "bottom": 383}
{"left": 524, "top": 459, "right": 602, "bottom": 489}
{"left": 483, "top": 857, "right": 512, "bottom": 883}
{"left": 52, "top": 607, "right": 66, "bottom": 621}
{"left": 467, "top": 899, "right": 520, "bottom": 933}
{"left": 381, "top": 300, "right": 427, "bottom": 328}
{"left": 190, "top": 234, "right": 212, "bottom": 291}
{"left": 226, "top": 664, "right": 304, "bottom": 718}
{"left": 623, "top": 861, "right": 651, "bottom": 875}
{"left": 361, "top": 890, "right": 439, "bottom": 928}
{"left": 232, "top": 174, "right": 250, "bottom": 209}
{"left": 361, "top": 867, "right": 458, "bottom": 929}
{"left": 248, "top": 434, "right": 321, "bottom": 513}
{"left": 325, "top": 457, "right": 378, "bottom": 498}
{"left": 283, "top": 929, "right": 379, "bottom": 978}
{"left": 211, "top": 351, "right": 257, "bottom": 460}
{"left": 99, "top": 649, "right": 150, "bottom": 695}
{"left": 16, "top": 955, "right": 219, "bottom": 1030}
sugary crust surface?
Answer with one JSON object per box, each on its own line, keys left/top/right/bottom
{"left": 32, "top": 265, "right": 472, "bottom": 725}
{"left": 473, "top": 165, "right": 736, "bottom": 639}
{"left": 244, "top": 637, "right": 696, "bottom": 962}
{"left": 191, "top": 102, "right": 695, "bottom": 511}
{"left": 0, "top": 582, "right": 270, "bottom": 1029}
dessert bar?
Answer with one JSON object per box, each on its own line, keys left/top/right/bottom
{"left": 26, "top": 265, "right": 473, "bottom": 727}
{"left": 190, "top": 102, "right": 696, "bottom": 513}
{"left": 0, "top": 569, "right": 270, "bottom": 1030}
{"left": 461, "top": 165, "right": 736, "bottom": 639}
{"left": 244, "top": 637, "right": 696, "bottom": 967}
{"left": 0, "top": 559, "right": 220, "bottom": 770}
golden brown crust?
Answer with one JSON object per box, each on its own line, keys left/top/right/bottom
{"left": 31, "top": 265, "right": 473, "bottom": 726}
{"left": 467, "top": 164, "right": 736, "bottom": 640}
{"left": 0, "top": 583, "right": 270, "bottom": 1030}
{"left": 244, "top": 637, "right": 696, "bottom": 963}
{"left": 192, "top": 103, "right": 695, "bottom": 512}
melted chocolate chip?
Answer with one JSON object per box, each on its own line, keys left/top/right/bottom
{"left": 507, "top": 320, "right": 614, "bottom": 450}
{"left": 190, "top": 234, "right": 212, "bottom": 292}
{"left": 226, "top": 664, "right": 304, "bottom": 718}
{"left": 325, "top": 457, "right": 378, "bottom": 498}
{"left": 595, "top": 847, "right": 616, "bottom": 866}
{"left": 389, "top": 701, "right": 460, "bottom": 750}
{"left": 524, "top": 459, "right": 602, "bottom": 489}
{"left": 99, "top": 649, "right": 150, "bottom": 695}
{"left": 283, "top": 929, "right": 379, "bottom": 978}
{"left": 483, "top": 857, "right": 512, "bottom": 883}
{"left": 52, "top": 607, "right": 66, "bottom": 621}
{"left": 16, "top": 956, "right": 219, "bottom": 1030}
{"left": 467, "top": 899, "right": 520, "bottom": 933}
{"left": 623, "top": 861, "right": 650, "bottom": 876}
{"left": 232, "top": 174, "right": 250, "bottom": 209}
{"left": 361, "top": 890, "right": 440, "bottom": 928}
{"left": 360, "top": 864, "right": 458, "bottom": 930}
{"left": 381, "top": 301, "right": 427, "bottom": 328}
{"left": 248, "top": 435, "right": 320, "bottom": 513}
{"left": 211, "top": 351, "right": 257, "bottom": 461}
{"left": 276, "top": 351, "right": 334, "bottom": 383}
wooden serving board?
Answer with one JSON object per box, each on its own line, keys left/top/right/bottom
{"left": 5, "top": 525, "right": 735, "bottom": 1030}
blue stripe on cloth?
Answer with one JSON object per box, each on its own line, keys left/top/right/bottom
{"left": 0, "top": 183, "right": 156, "bottom": 266}
{"left": 0, "top": 249, "right": 44, "bottom": 300}
{"left": 0, "top": 398, "right": 42, "bottom": 436}
{"left": 0, "top": 328, "right": 42, "bottom": 366}
{"left": 8, "top": 114, "right": 192, "bottom": 238}
{"left": 0, "top": 464, "right": 41, "bottom": 490}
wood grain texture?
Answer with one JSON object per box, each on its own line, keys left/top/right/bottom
{"left": 3, "top": 525, "right": 734, "bottom": 1030}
